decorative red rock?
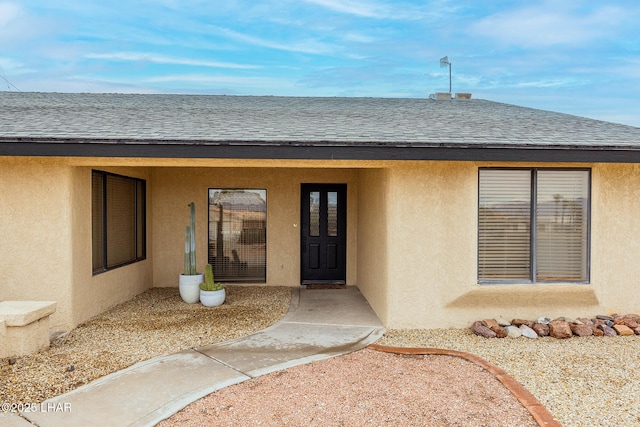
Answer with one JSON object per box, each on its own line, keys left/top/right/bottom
{"left": 613, "top": 324, "right": 634, "bottom": 336}
{"left": 570, "top": 324, "right": 593, "bottom": 337}
{"left": 511, "top": 318, "right": 535, "bottom": 328}
{"left": 482, "top": 319, "right": 499, "bottom": 329}
{"left": 471, "top": 321, "right": 497, "bottom": 338}
{"left": 532, "top": 323, "right": 550, "bottom": 337}
{"left": 598, "top": 325, "right": 617, "bottom": 337}
{"left": 549, "top": 320, "right": 573, "bottom": 339}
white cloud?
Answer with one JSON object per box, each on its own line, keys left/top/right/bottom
{"left": 85, "top": 52, "right": 261, "bottom": 69}
{"left": 343, "top": 32, "right": 378, "bottom": 43}
{"left": 211, "top": 25, "right": 336, "bottom": 55}
{"left": 0, "top": 2, "right": 21, "bottom": 27}
{"left": 302, "top": 0, "right": 458, "bottom": 20}
{"left": 145, "top": 73, "right": 287, "bottom": 85}
{"left": 0, "top": 57, "right": 25, "bottom": 72}
{"left": 142, "top": 73, "right": 300, "bottom": 94}
{"left": 471, "top": 3, "right": 629, "bottom": 48}
{"left": 303, "top": 0, "right": 385, "bottom": 18}
{"left": 514, "top": 79, "right": 571, "bottom": 88}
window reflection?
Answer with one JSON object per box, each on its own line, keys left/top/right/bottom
{"left": 208, "top": 189, "right": 266, "bottom": 282}
{"left": 310, "top": 191, "right": 320, "bottom": 237}
{"left": 327, "top": 191, "right": 338, "bottom": 236}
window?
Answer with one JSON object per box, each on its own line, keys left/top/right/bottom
{"left": 208, "top": 189, "right": 266, "bottom": 282}
{"left": 92, "top": 171, "right": 146, "bottom": 273}
{"left": 478, "top": 168, "right": 590, "bottom": 283}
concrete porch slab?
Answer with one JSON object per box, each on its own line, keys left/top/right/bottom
{"left": 198, "top": 322, "right": 382, "bottom": 377}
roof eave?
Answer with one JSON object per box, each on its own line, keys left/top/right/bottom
{"left": 1, "top": 139, "right": 640, "bottom": 163}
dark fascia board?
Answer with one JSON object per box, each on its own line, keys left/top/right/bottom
{"left": 2, "top": 139, "right": 640, "bottom": 163}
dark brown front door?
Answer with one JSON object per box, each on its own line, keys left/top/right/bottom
{"left": 300, "top": 184, "right": 347, "bottom": 284}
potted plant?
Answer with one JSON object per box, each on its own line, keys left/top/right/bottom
{"left": 179, "top": 202, "right": 203, "bottom": 303}
{"left": 200, "top": 263, "right": 225, "bottom": 307}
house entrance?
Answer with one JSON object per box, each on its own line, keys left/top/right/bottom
{"left": 300, "top": 184, "right": 347, "bottom": 284}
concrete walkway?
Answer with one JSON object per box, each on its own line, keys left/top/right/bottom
{"left": 12, "top": 286, "right": 384, "bottom": 427}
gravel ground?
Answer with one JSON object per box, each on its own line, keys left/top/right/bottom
{"left": 378, "top": 328, "right": 640, "bottom": 427}
{"left": 158, "top": 348, "right": 537, "bottom": 427}
{"left": 0, "top": 286, "right": 291, "bottom": 405}
{"left": 3, "top": 287, "right": 639, "bottom": 426}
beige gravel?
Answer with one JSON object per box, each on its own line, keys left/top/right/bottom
{"left": 158, "top": 348, "right": 537, "bottom": 427}
{"left": 0, "top": 286, "right": 291, "bottom": 405}
{"left": 378, "top": 328, "right": 640, "bottom": 427}
{"left": 3, "top": 287, "right": 639, "bottom": 427}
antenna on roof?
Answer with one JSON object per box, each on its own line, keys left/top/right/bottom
{"left": 0, "top": 66, "right": 21, "bottom": 92}
{"left": 440, "top": 56, "right": 451, "bottom": 94}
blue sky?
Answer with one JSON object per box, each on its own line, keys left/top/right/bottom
{"left": 2, "top": 1, "right": 640, "bottom": 126}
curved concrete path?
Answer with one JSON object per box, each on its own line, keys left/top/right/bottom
{"left": 14, "top": 286, "right": 384, "bottom": 427}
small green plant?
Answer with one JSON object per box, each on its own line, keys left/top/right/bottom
{"left": 184, "top": 202, "right": 197, "bottom": 275}
{"left": 200, "top": 263, "right": 224, "bottom": 291}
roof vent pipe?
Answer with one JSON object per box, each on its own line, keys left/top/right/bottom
{"left": 429, "top": 93, "right": 452, "bottom": 100}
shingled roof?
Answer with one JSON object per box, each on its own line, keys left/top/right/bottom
{"left": 1, "top": 92, "right": 640, "bottom": 162}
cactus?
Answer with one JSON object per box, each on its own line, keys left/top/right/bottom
{"left": 200, "top": 263, "right": 223, "bottom": 291}
{"left": 184, "top": 202, "right": 197, "bottom": 275}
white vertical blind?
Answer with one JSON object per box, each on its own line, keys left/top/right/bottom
{"left": 535, "top": 170, "right": 589, "bottom": 281}
{"left": 478, "top": 170, "right": 532, "bottom": 281}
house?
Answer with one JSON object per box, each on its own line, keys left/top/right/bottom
{"left": 2, "top": 92, "right": 640, "bottom": 332}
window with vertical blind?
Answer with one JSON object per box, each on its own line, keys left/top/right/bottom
{"left": 478, "top": 168, "right": 590, "bottom": 283}
{"left": 92, "top": 171, "right": 146, "bottom": 273}
{"left": 208, "top": 189, "right": 266, "bottom": 282}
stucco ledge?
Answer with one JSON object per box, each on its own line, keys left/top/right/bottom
{"left": 446, "top": 284, "right": 599, "bottom": 308}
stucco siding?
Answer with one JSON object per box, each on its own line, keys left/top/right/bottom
{"left": 0, "top": 158, "right": 154, "bottom": 331}
{"left": 151, "top": 167, "right": 358, "bottom": 288}
{"left": 5, "top": 155, "right": 640, "bottom": 332}
{"left": 71, "top": 165, "right": 153, "bottom": 329}
{"left": 356, "top": 168, "right": 390, "bottom": 324}
{"left": 379, "top": 161, "right": 640, "bottom": 329}
{"left": 0, "top": 157, "right": 75, "bottom": 330}
{"left": 383, "top": 162, "right": 478, "bottom": 328}
{"left": 590, "top": 163, "right": 640, "bottom": 314}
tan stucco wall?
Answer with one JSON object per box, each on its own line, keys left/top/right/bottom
{"left": 151, "top": 167, "right": 358, "bottom": 288}
{"left": 590, "top": 163, "right": 640, "bottom": 314}
{"left": 0, "top": 158, "right": 153, "bottom": 331}
{"left": 70, "top": 165, "right": 153, "bottom": 329}
{"left": 380, "top": 161, "right": 480, "bottom": 328}
{"left": 0, "top": 158, "right": 75, "bottom": 330}
{"left": 356, "top": 168, "right": 390, "bottom": 325}
{"left": 369, "top": 161, "right": 640, "bottom": 329}
{"left": 5, "top": 155, "right": 640, "bottom": 331}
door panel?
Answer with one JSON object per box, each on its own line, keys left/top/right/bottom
{"left": 309, "top": 244, "right": 320, "bottom": 269}
{"left": 301, "top": 184, "right": 347, "bottom": 284}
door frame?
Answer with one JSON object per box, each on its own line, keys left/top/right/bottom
{"left": 300, "top": 183, "right": 347, "bottom": 285}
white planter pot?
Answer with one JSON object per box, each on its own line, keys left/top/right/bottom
{"left": 179, "top": 274, "right": 203, "bottom": 304}
{"left": 200, "top": 288, "right": 225, "bottom": 307}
